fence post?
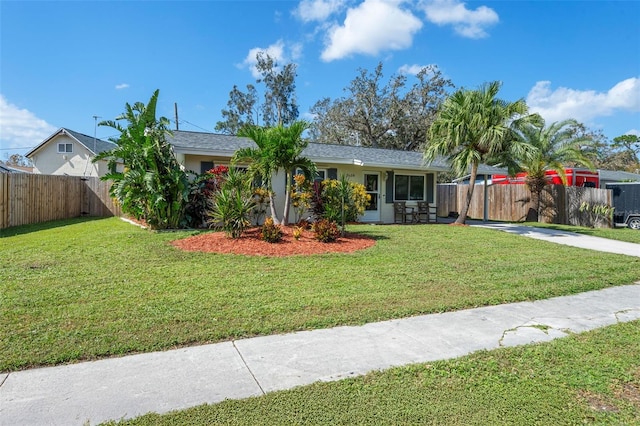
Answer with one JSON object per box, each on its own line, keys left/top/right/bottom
{"left": 483, "top": 175, "right": 488, "bottom": 222}
{"left": 0, "top": 174, "right": 8, "bottom": 229}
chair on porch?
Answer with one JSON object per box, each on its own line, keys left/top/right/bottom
{"left": 416, "top": 201, "right": 437, "bottom": 223}
{"left": 394, "top": 202, "right": 413, "bottom": 224}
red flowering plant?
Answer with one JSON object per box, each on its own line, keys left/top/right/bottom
{"left": 184, "top": 165, "right": 229, "bottom": 228}
{"left": 206, "top": 165, "right": 229, "bottom": 195}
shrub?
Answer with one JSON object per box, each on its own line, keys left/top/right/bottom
{"left": 312, "top": 219, "right": 340, "bottom": 243}
{"left": 260, "top": 217, "right": 283, "bottom": 243}
{"left": 297, "top": 218, "right": 312, "bottom": 230}
{"left": 209, "top": 167, "right": 256, "bottom": 238}
{"left": 292, "top": 226, "right": 304, "bottom": 241}
{"left": 314, "top": 178, "right": 370, "bottom": 223}
{"left": 252, "top": 187, "right": 271, "bottom": 226}
{"left": 579, "top": 202, "right": 614, "bottom": 228}
{"left": 312, "top": 175, "right": 370, "bottom": 236}
{"left": 184, "top": 166, "right": 229, "bottom": 228}
{"left": 290, "top": 174, "right": 313, "bottom": 223}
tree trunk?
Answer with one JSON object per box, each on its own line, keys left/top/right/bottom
{"left": 269, "top": 192, "right": 280, "bottom": 225}
{"left": 526, "top": 189, "right": 541, "bottom": 222}
{"left": 525, "top": 177, "right": 546, "bottom": 223}
{"left": 282, "top": 192, "right": 291, "bottom": 226}
{"left": 282, "top": 169, "right": 291, "bottom": 226}
{"left": 456, "top": 162, "right": 478, "bottom": 225}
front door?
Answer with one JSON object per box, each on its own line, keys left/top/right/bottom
{"left": 362, "top": 172, "right": 380, "bottom": 222}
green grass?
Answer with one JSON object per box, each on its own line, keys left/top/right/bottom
{"left": 521, "top": 222, "right": 640, "bottom": 244}
{"left": 1, "top": 217, "right": 639, "bottom": 372}
{"left": 105, "top": 320, "right": 640, "bottom": 425}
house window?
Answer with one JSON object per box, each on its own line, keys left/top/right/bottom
{"left": 57, "top": 143, "right": 73, "bottom": 153}
{"left": 200, "top": 161, "right": 214, "bottom": 174}
{"left": 394, "top": 174, "right": 425, "bottom": 201}
{"left": 295, "top": 168, "right": 327, "bottom": 182}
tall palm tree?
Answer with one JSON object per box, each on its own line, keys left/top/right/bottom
{"left": 234, "top": 121, "right": 316, "bottom": 225}
{"left": 513, "top": 118, "right": 594, "bottom": 222}
{"left": 425, "top": 81, "right": 534, "bottom": 224}
{"left": 233, "top": 125, "right": 279, "bottom": 223}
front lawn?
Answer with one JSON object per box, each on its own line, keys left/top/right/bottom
{"left": 1, "top": 217, "right": 639, "bottom": 371}
{"left": 106, "top": 320, "right": 640, "bottom": 425}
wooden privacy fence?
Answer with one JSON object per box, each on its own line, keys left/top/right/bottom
{"left": 0, "top": 174, "right": 121, "bottom": 229}
{"left": 437, "top": 183, "right": 612, "bottom": 227}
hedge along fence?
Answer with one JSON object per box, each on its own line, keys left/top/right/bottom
{"left": 0, "top": 174, "right": 121, "bottom": 229}
{"left": 436, "top": 183, "right": 612, "bottom": 227}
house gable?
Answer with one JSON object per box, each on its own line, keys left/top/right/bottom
{"left": 26, "top": 128, "right": 117, "bottom": 177}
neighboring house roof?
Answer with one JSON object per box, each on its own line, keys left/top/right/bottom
{"left": 599, "top": 169, "right": 640, "bottom": 182}
{"left": 0, "top": 164, "right": 33, "bottom": 173}
{"left": 26, "top": 128, "right": 116, "bottom": 158}
{"left": 168, "top": 130, "right": 504, "bottom": 174}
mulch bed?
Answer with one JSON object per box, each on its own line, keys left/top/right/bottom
{"left": 170, "top": 225, "right": 376, "bottom": 257}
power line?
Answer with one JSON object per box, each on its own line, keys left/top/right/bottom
{"left": 0, "top": 121, "right": 210, "bottom": 154}
{"left": 176, "top": 119, "right": 212, "bottom": 133}
{"left": 0, "top": 146, "right": 35, "bottom": 151}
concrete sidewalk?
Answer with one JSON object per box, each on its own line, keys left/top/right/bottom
{"left": 469, "top": 222, "right": 640, "bottom": 257}
{"left": 1, "top": 284, "right": 639, "bottom": 426}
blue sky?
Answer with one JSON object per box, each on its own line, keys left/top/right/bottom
{"left": 1, "top": 0, "right": 639, "bottom": 158}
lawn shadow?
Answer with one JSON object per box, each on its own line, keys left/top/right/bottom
{"left": 0, "top": 216, "right": 110, "bottom": 238}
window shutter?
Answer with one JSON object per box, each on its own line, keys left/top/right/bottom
{"left": 328, "top": 168, "right": 338, "bottom": 180}
{"left": 385, "top": 171, "right": 394, "bottom": 203}
{"left": 427, "top": 173, "right": 435, "bottom": 203}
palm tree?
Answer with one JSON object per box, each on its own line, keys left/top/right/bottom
{"left": 513, "top": 118, "right": 594, "bottom": 222}
{"left": 234, "top": 121, "right": 316, "bottom": 225}
{"left": 425, "top": 81, "right": 534, "bottom": 224}
{"left": 233, "top": 125, "right": 279, "bottom": 223}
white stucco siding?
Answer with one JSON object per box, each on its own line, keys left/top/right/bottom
{"left": 181, "top": 154, "right": 437, "bottom": 224}
{"left": 30, "top": 134, "right": 103, "bottom": 177}
{"left": 259, "top": 165, "right": 438, "bottom": 224}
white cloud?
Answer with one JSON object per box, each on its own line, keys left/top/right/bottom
{"left": 0, "top": 95, "right": 56, "bottom": 150}
{"left": 421, "top": 0, "right": 498, "bottom": 38}
{"left": 290, "top": 42, "right": 304, "bottom": 61}
{"left": 294, "top": 0, "right": 345, "bottom": 22}
{"left": 115, "top": 83, "right": 129, "bottom": 90}
{"left": 527, "top": 77, "right": 640, "bottom": 123}
{"left": 242, "top": 40, "right": 301, "bottom": 79}
{"left": 626, "top": 129, "right": 640, "bottom": 136}
{"left": 321, "top": 0, "right": 423, "bottom": 61}
{"left": 398, "top": 63, "right": 434, "bottom": 75}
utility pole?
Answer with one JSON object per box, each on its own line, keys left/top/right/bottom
{"left": 174, "top": 103, "right": 179, "bottom": 131}
{"left": 93, "top": 115, "right": 100, "bottom": 146}
{"left": 92, "top": 115, "right": 100, "bottom": 176}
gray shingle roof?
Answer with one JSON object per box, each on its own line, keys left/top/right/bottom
{"left": 599, "top": 169, "right": 640, "bottom": 182}
{"left": 169, "top": 131, "right": 255, "bottom": 155}
{"left": 26, "top": 128, "right": 116, "bottom": 157}
{"left": 0, "top": 164, "right": 28, "bottom": 173}
{"left": 62, "top": 128, "right": 116, "bottom": 155}
{"left": 168, "top": 130, "right": 505, "bottom": 174}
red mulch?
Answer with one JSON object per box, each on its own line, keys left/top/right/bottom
{"left": 170, "top": 226, "right": 376, "bottom": 257}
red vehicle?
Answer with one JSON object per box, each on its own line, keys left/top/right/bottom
{"left": 492, "top": 168, "right": 600, "bottom": 188}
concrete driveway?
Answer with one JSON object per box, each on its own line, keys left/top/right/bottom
{"left": 469, "top": 222, "right": 640, "bottom": 257}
